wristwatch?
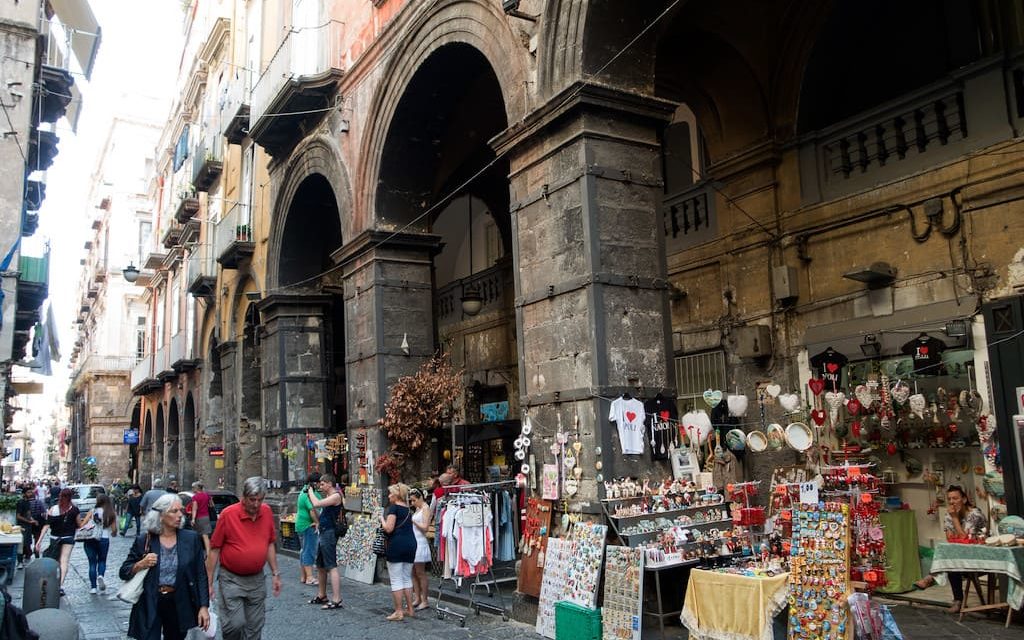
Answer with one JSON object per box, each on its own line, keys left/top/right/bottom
{"left": 271, "top": 572, "right": 280, "bottom": 577}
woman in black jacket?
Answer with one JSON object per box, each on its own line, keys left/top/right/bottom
{"left": 120, "top": 493, "right": 210, "bottom": 639}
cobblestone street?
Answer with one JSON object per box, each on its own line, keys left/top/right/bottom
{"left": 6, "top": 533, "right": 1023, "bottom": 639}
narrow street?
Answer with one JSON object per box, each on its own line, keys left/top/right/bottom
{"left": 6, "top": 533, "right": 1022, "bottom": 639}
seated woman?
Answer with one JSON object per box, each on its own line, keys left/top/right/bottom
{"left": 913, "top": 485, "right": 987, "bottom": 613}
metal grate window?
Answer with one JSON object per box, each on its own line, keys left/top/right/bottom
{"left": 674, "top": 351, "right": 727, "bottom": 413}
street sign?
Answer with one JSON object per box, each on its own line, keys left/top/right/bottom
{"left": 208, "top": 446, "right": 225, "bottom": 457}
{"left": 123, "top": 428, "right": 139, "bottom": 445}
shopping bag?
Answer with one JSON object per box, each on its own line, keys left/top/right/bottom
{"left": 119, "top": 513, "right": 131, "bottom": 533}
{"left": 116, "top": 567, "right": 148, "bottom": 604}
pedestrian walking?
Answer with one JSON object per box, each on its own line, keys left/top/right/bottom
{"left": 408, "top": 488, "right": 432, "bottom": 611}
{"left": 140, "top": 479, "right": 166, "bottom": 514}
{"left": 305, "top": 473, "right": 343, "bottom": 610}
{"left": 34, "top": 487, "right": 89, "bottom": 595}
{"left": 295, "top": 471, "right": 320, "bottom": 587}
{"left": 206, "top": 476, "right": 281, "bottom": 640}
{"left": 188, "top": 481, "right": 212, "bottom": 552}
{"left": 15, "top": 487, "right": 37, "bottom": 568}
{"left": 83, "top": 493, "right": 119, "bottom": 594}
{"left": 380, "top": 482, "right": 416, "bottom": 621}
{"left": 28, "top": 487, "right": 47, "bottom": 559}
{"left": 119, "top": 494, "right": 210, "bottom": 639}
{"left": 126, "top": 485, "right": 143, "bottom": 535}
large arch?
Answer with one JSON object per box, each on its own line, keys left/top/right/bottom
{"left": 266, "top": 137, "right": 351, "bottom": 291}
{"left": 129, "top": 402, "right": 141, "bottom": 484}
{"left": 167, "top": 397, "right": 180, "bottom": 485}
{"left": 358, "top": 0, "right": 528, "bottom": 225}
{"left": 142, "top": 409, "right": 153, "bottom": 488}
{"left": 182, "top": 393, "right": 196, "bottom": 485}
{"left": 154, "top": 403, "right": 165, "bottom": 484}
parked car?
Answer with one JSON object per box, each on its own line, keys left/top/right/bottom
{"left": 67, "top": 484, "right": 106, "bottom": 511}
{"left": 178, "top": 489, "right": 239, "bottom": 531}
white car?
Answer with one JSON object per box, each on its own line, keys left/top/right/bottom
{"left": 67, "top": 484, "right": 106, "bottom": 511}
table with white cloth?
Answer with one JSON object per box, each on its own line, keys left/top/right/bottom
{"left": 930, "top": 542, "right": 1024, "bottom": 627}
{"left": 681, "top": 569, "right": 790, "bottom": 640}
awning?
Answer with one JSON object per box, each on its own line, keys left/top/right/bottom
{"left": 48, "top": 0, "right": 102, "bottom": 80}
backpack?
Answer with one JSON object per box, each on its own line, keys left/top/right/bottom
{"left": 0, "top": 585, "right": 40, "bottom": 640}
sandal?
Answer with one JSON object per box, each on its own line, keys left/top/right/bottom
{"left": 309, "top": 596, "right": 328, "bottom": 605}
{"left": 322, "top": 600, "right": 344, "bottom": 610}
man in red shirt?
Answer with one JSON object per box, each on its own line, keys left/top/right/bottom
{"left": 206, "top": 477, "right": 281, "bottom": 640}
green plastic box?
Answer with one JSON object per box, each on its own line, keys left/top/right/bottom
{"left": 555, "top": 600, "right": 602, "bottom": 640}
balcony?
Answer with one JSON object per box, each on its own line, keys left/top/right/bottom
{"left": 36, "top": 65, "right": 75, "bottom": 125}
{"left": 161, "top": 221, "right": 184, "bottom": 249}
{"left": 130, "top": 354, "right": 160, "bottom": 395}
{"left": 215, "top": 203, "right": 254, "bottom": 269}
{"left": 154, "top": 344, "right": 174, "bottom": 382}
{"left": 174, "top": 195, "right": 201, "bottom": 224}
{"left": 249, "top": 21, "right": 345, "bottom": 157}
{"left": 435, "top": 260, "right": 514, "bottom": 325}
{"left": 28, "top": 129, "right": 59, "bottom": 171}
{"left": 220, "top": 73, "right": 250, "bottom": 145}
{"left": 17, "top": 253, "right": 49, "bottom": 312}
{"left": 71, "top": 354, "right": 138, "bottom": 389}
{"left": 191, "top": 136, "right": 224, "bottom": 192}
{"left": 25, "top": 180, "right": 46, "bottom": 209}
{"left": 21, "top": 212, "right": 39, "bottom": 237}
{"left": 169, "top": 331, "right": 198, "bottom": 372}
{"left": 187, "top": 247, "right": 217, "bottom": 299}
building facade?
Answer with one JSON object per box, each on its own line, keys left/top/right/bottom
{"left": 67, "top": 111, "right": 162, "bottom": 485}
{"left": 121, "top": 1, "right": 1024, "bottom": 516}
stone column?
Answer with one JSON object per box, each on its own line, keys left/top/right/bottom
{"left": 216, "top": 340, "right": 238, "bottom": 491}
{"left": 332, "top": 231, "right": 442, "bottom": 483}
{"left": 256, "top": 295, "right": 332, "bottom": 488}
{"left": 492, "top": 84, "right": 676, "bottom": 504}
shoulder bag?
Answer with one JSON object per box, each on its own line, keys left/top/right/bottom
{"left": 372, "top": 509, "right": 410, "bottom": 556}
{"left": 117, "top": 535, "right": 151, "bottom": 605}
{"left": 74, "top": 512, "right": 101, "bottom": 542}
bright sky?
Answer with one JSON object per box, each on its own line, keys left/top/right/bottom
{"left": 24, "top": 0, "right": 184, "bottom": 400}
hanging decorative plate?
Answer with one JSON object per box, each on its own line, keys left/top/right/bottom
{"left": 785, "top": 422, "right": 813, "bottom": 452}
{"left": 746, "top": 430, "right": 768, "bottom": 452}
{"left": 725, "top": 428, "right": 746, "bottom": 451}
{"left": 563, "top": 477, "right": 579, "bottom": 497}
{"left": 766, "top": 423, "right": 785, "bottom": 451}
{"left": 563, "top": 452, "right": 577, "bottom": 470}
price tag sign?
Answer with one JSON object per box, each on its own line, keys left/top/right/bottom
{"left": 799, "top": 481, "right": 818, "bottom": 505}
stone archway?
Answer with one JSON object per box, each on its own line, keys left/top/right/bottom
{"left": 154, "top": 403, "right": 165, "bottom": 486}
{"left": 129, "top": 402, "right": 141, "bottom": 484}
{"left": 182, "top": 393, "right": 196, "bottom": 485}
{"left": 167, "top": 397, "right": 180, "bottom": 486}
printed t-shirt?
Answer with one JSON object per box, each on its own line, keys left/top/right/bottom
{"left": 210, "top": 502, "right": 275, "bottom": 575}
{"left": 609, "top": 396, "right": 646, "bottom": 454}
{"left": 809, "top": 347, "right": 849, "bottom": 391}
{"left": 644, "top": 397, "right": 678, "bottom": 460}
{"left": 900, "top": 335, "right": 946, "bottom": 374}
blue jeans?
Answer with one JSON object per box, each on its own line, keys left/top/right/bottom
{"left": 300, "top": 527, "right": 318, "bottom": 566}
{"left": 82, "top": 538, "right": 109, "bottom": 588}
{"left": 123, "top": 513, "right": 141, "bottom": 536}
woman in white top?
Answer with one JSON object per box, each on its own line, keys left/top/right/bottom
{"left": 82, "top": 493, "right": 118, "bottom": 594}
{"left": 408, "top": 488, "right": 432, "bottom": 611}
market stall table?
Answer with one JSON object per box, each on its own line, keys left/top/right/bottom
{"left": 644, "top": 558, "right": 699, "bottom": 639}
{"left": 681, "top": 568, "right": 789, "bottom": 640}
{"left": 876, "top": 510, "right": 921, "bottom": 593}
{"left": 931, "top": 542, "right": 1024, "bottom": 627}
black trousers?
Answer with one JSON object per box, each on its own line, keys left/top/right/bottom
{"left": 156, "top": 591, "right": 186, "bottom": 640}
{"left": 948, "top": 571, "right": 965, "bottom": 602}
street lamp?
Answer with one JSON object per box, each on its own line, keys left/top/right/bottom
{"left": 460, "top": 196, "right": 483, "bottom": 316}
{"left": 123, "top": 263, "right": 140, "bottom": 283}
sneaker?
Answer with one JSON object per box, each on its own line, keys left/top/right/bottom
{"left": 16, "top": 563, "right": 23, "bottom": 570}
{"left": 97, "top": 575, "right": 106, "bottom": 591}
{"left": 89, "top": 587, "right": 97, "bottom": 594}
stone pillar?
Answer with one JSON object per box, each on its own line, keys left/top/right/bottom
{"left": 256, "top": 295, "right": 333, "bottom": 488}
{"left": 492, "top": 84, "right": 676, "bottom": 504}
{"left": 216, "top": 340, "right": 238, "bottom": 492}
{"left": 332, "top": 231, "right": 442, "bottom": 483}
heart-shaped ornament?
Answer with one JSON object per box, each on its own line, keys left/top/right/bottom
{"left": 563, "top": 477, "right": 579, "bottom": 497}
{"left": 854, "top": 384, "right": 874, "bottom": 409}
{"left": 703, "top": 389, "right": 724, "bottom": 408}
{"left": 810, "top": 409, "right": 827, "bottom": 426}
{"left": 891, "top": 383, "right": 911, "bottom": 405}
{"left": 726, "top": 394, "right": 749, "bottom": 417}
{"left": 779, "top": 394, "right": 801, "bottom": 413}
{"left": 572, "top": 441, "right": 583, "bottom": 455}
{"left": 765, "top": 384, "right": 782, "bottom": 398}
{"left": 846, "top": 398, "right": 862, "bottom": 415}
{"left": 681, "top": 410, "right": 712, "bottom": 445}
{"left": 808, "top": 378, "right": 826, "bottom": 396}
{"left": 825, "top": 392, "right": 845, "bottom": 424}
{"left": 908, "top": 394, "right": 926, "bottom": 419}
{"left": 851, "top": 421, "right": 862, "bottom": 438}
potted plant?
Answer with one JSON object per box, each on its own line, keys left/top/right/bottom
{"left": 0, "top": 493, "right": 20, "bottom": 526}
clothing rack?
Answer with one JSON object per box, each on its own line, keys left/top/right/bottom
{"left": 434, "top": 485, "right": 513, "bottom": 626}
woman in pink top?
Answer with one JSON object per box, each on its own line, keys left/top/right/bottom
{"left": 190, "top": 481, "right": 212, "bottom": 551}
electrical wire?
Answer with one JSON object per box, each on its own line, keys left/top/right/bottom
{"left": 0, "top": 99, "right": 28, "bottom": 164}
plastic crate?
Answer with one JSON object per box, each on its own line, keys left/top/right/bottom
{"left": 555, "top": 601, "right": 601, "bottom": 640}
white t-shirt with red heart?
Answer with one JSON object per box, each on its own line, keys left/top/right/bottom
{"left": 609, "top": 396, "right": 646, "bottom": 454}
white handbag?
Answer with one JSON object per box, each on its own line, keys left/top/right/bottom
{"left": 116, "top": 566, "right": 149, "bottom": 604}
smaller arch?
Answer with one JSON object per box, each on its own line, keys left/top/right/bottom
{"left": 182, "top": 393, "right": 196, "bottom": 485}
{"left": 167, "top": 397, "right": 180, "bottom": 483}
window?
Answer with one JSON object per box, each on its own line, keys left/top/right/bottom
{"left": 170, "top": 274, "right": 181, "bottom": 336}
{"left": 135, "top": 316, "right": 146, "bottom": 360}
{"left": 484, "top": 217, "right": 502, "bottom": 265}
{"left": 138, "top": 220, "right": 152, "bottom": 264}
{"left": 662, "top": 104, "right": 715, "bottom": 252}
{"left": 673, "top": 351, "right": 727, "bottom": 414}
{"left": 155, "top": 288, "right": 165, "bottom": 349}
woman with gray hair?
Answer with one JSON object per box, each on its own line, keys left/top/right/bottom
{"left": 120, "top": 494, "right": 210, "bottom": 639}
